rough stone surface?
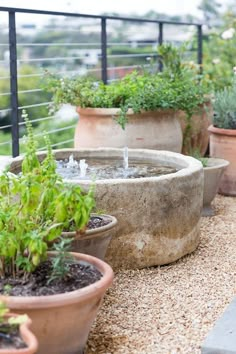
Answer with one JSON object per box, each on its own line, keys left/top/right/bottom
{"left": 9, "top": 148, "right": 204, "bottom": 269}
{"left": 201, "top": 297, "right": 236, "bottom": 354}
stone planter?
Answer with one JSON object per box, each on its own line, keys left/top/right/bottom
{"left": 202, "top": 158, "right": 229, "bottom": 216}
{"left": 0, "top": 314, "right": 38, "bottom": 354}
{"left": 178, "top": 100, "right": 212, "bottom": 156}
{"left": 208, "top": 125, "right": 236, "bottom": 196}
{"left": 2, "top": 252, "right": 113, "bottom": 354}
{"left": 62, "top": 214, "right": 118, "bottom": 260}
{"left": 74, "top": 107, "right": 183, "bottom": 153}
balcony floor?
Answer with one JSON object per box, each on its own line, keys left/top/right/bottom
{"left": 86, "top": 195, "right": 236, "bottom": 354}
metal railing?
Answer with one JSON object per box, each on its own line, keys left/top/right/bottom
{"left": 0, "top": 6, "right": 203, "bottom": 157}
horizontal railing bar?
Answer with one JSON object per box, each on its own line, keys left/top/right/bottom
{"left": 18, "top": 88, "right": 43, "bottom": 94}
{"left": 18, "top": 101, "right": 52, "bottom": 109}
{"left": 0, "top": 108, "right": 11, "bottom": 113}
{"left": 38, "top": 138, "right": 74, "bottom": 151}
{"left": 107, "top": 53, "right": 157, "bottom": 58}
{"left": 0, "top": 7, "right": 201, "bottom": 26}
{"left": 1, "top": 42, "right": 161, "bottom": 47}
{"left": 0, "top": 123, "right": 12, "bottom": 129}
{"left": 18, "top": 56, "right": 87, "bottom": 62}
{"left": 19, "top": 125, "right": 76, "bottom": 141}
{"left": 0, "top": 140, "right": 11, "bottom": 146}
{"left": 18, "top": 115, "right": 57, "bottom": 125}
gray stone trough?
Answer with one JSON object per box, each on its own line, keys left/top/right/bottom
{"left": 9, "top": 148, "right": 204, "bottom": 270}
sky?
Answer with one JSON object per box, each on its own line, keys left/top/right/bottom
{"left": 0, "top": 0, "right": 204, "bottom": 17}
{"left": 0, "top": 0, "right": 231, "bottom": 25}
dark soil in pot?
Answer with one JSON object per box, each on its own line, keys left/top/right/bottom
{"left": 0, "top": 260, "right": 102, "bottom": 297}
{"left": 0, "top": 323, "right": 26, "bottom": 349}
{"left": 87, "top": 215, "right": 111, "bottom": 230}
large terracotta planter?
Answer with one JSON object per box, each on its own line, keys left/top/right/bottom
{"left": 0, "top": 314, "right": 38, "bottom": 354}
{"left": 74, "top": 107, "right": 183, "bottom": 153}
{"left": 178, "top": 101, "right": 212, "bottom": 156}
{"left": 202, "top": 158, "right": 229, "bottom": 216}
{"left": 62, "top": 214, "right": 118, "bottom": 260}
{"left": 208, "top": 125, "right": 236, "bottom": 196}
{"left": 2, "top": 252, "right": 113, "bottom": 354}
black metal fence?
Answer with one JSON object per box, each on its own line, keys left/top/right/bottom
{"left": 0, "top": 6, "right": 203, "bottom": 157}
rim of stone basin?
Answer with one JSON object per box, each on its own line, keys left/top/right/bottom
{"left": 8, "top": 148, "right": 203, "bottom": 184}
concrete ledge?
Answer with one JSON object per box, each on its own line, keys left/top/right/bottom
{"left": 201, "top": 297, "right": 236, "bottom": 354}
{"left": 0, "top": 156, "right": 10, "bottom": 172}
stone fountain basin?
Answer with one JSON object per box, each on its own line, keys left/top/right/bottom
{"left": 9, "top": 148, "right": 204, "bottom": 270}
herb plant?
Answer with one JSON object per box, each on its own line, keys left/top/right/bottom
{"left": 213, "top": 75, "right": 236, "bottom": 129}
{"left": 43, "top": 44, "right": 211, "bottom": 130}
{"left": 0, "top": 110, "right": 95, "bottom": 281}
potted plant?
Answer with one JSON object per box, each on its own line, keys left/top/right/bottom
{"left": 54, "top": 184, "right": 117, "bottom": 260}
{"left": 208, "top": 75, "right": 236, "bottom": 195}
{"left": 0, "top": 302, "right": 38, "bottom": 354}
{"left": 157, "top": 44, "right": 213, "bottom": 156}
{"left": 43, "top": 47, "right": 210, "bottom": 154}
{"left": 0, "top": 112, "right": 114, "bottom": 354}
{"left": 192, "top": 151, "right": 229, "bottom": 216}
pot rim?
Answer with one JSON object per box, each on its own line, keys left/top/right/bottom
{"left": 76, "top": 107, "right": 176, "bottom": 116}
{"left": 62, "top": 214, "right": 117, "bottom": 239}
{"left": 0, "top": 314, "right": 38, "bottom": 354}
{"left": 203, "top": 157, "right": 230, "bottom": 171}
{"left": 1, "top": 252, "right": 113, "bottom": 310}
{"left": 208, "top": 124, "right": 236, "bottom": 136}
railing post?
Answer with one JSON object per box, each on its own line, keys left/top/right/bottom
{"left": 8, "top": 11, "right": 19, "bottom": 157}
{"left": 101, "top": 17, "right": 107, "bottom": 84}
{"left": 197, "top": 24, "right": 203, "bottom": 74}
{"left": 158, "top": 22, "right": 163, "bottom": 72}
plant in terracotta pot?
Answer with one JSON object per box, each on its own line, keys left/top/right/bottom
{"left": 192, "top": 149, "right": 229, "bottom": 216}
{"left": 157, "top": 43, "right": 213, "bottom": 156}
{"left": 0, "top": 112, "right": 114, "bottom": 354}
{"left": 208, "top": 75, "right": 236, "bottom": 196}
{"left": 43, "top": 51, "right": 210, "bottom": 153}
{"left": 0, "top": 301, "right": 38, "bottom": 354}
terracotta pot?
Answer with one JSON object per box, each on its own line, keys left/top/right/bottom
{"left": 202, "top": 158, "right": 229, "bottom": 216}
{"left": 0, "top": 314, "right": 38, "bottom": 354}
{"left": 178, "top": 101, "right": 212, "bottom": 156}
{"left": 208, "top": 125, "right": 236, "bottom": 196}
{"left": 2, "top": 252, "right": 113, "bottom": 354}
{"left": 74, "top": 107, "right": 183, "bottom": 153}
{"left": 62, "top": 214, "right": 118, "bottom": 260}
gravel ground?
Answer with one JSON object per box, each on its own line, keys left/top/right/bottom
{"left": 86, "top": 195, "right": 236, "bottom": 354}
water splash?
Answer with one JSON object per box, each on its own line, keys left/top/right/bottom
{"left": 67, "top": 154, "right": 78, "bottom": 169}
{"left": 123, "top": 146, "right": 129, "bottom": 170}
{"left": 79, "top": 159, "right": 88, "bottom": 178}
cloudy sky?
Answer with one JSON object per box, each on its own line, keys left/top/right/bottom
{"left": 0, "top": 0, "right": 209, "bottom": 17}
{"left": 0, "top": 0, "right": 231, "bottom": 25}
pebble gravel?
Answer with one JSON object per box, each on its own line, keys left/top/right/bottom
{"left": 86, "top": 195, "right": 236, "bottom": 354}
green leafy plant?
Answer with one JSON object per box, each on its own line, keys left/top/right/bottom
{"left": 213, "top": 75, "right": 236, "bottom": 129}
{"left": 43, "top": 44, "right": 211, "bottom": 130}
{"left": 191, "top": 148, "right": 208, "bottom": 167}
{"left": 0, "top": 110, "right": 95, "bottom": 281}
{"left": 0, "top": 301, "right": 28, "bottom": 327}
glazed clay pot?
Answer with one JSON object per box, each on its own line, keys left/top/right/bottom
{"left": 202, "top": 158, "right": 229, "bottom": 216}
{"left": 74, "top": 107, "right": 183, "bottom": 153}
{"left": 2, "top": 252, "right": 113, "bottom": 354}
{"left": 179, "top": 100, "right": 212, "bottom": 156}
{"left": 208, "top": 125, "right": 236, "bottom": 196}
{"left": 62, "top": 214, "right": 118, "bottom": 260}
{"left": 0, "top": 314, "right": 38, "bottom": 354}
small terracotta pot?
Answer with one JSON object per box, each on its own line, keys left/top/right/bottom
{"left": 0, "top": 314, "right": 38, "bottom": 354}
{"left": 178, "top": 100, "right": 212, "bottom": 156}
{"left": 2, "top": 252, "right": 113, "bottom": 354}
{"left": 75, "top": 107, "right": 183, "bottom": 153}
{"left": 62, "top": 214, "right": 117, "bottom": 260}
{"left": 208, "top": 125, "right": 236, "bottom": 196}
{"left": 202, "top": 158, "right": 229, "bottom": 216}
